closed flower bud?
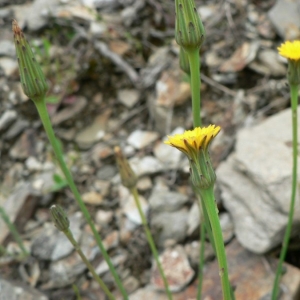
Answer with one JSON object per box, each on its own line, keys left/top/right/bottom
{"left": 175, "top": 0, "right": 205, "bottom": 52}
{"left": 50, "top": 205, "right": 70, "bottom": 233}
{"left": 12, "top": 20, "right": 48, "bottom": 102}
{"left": 114, "top": 146, "right": 138, "bottom": 189}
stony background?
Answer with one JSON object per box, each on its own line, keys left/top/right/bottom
{"left": 1, "top": 0, "right": 300, "bottom": 299}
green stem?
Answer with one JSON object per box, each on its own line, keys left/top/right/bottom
{"left": 187, "top": 49, "right": 201, "bottom": 127}
{"left": 130, "top": 187, "right": 173, "bottom": 300}
{"left": 271, "top": 84, "right": 298, "bottom": 300}
{"left": 34, "top": 99, "right": 128, "bottom": 299}
{"left": 0, "top": 206, "right": 29, "bottom": 257}
{"left": 201, "top": 199, "right": 216, "bottom": 253}
{"left": 65, "top": 229, "right": 115, "bottom": 300}
{"left": 200, "top": 187, "right": 231, "bottom": 300}
{"left": 197, "top": 202, "right": 205, "bottom": 300}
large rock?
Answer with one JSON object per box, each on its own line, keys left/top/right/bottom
{"left": 217, "top": 107, "right": 300, "bottom": 253}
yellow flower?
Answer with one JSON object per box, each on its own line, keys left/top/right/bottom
{"left": 164, "top": 125, "right": 220, "bottom": 156}
{"left": 278, "top": 40, "right": 300, "bottom": 61}
{"left": 165, "top": 125, "right": 220, "bottom": 189}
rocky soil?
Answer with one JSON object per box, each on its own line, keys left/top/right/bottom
{"left": 1, "top": 0, "right": 300, "bottom": 299}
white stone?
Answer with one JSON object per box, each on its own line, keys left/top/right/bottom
{"left": 151, "top": 245, "right": 194, "bottom": 292}
{"left": 117, "top": 89, "right": 140, "bottom": 108}
{"left": 0, "top": 110, "right": 17, "bottom": 131}
{"left": 25, "top": 157, "right": 43, "bottom": 172}
{"left": 0, "top": 57, "right": 18, "bottom": 77}
{"left": 129, "top": 156, "right": 163, "bottom": 176}
{"left": 127, "top": 130, "right": 159, "bottom": 150}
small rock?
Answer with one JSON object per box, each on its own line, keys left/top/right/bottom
{"left": 151, "top": 209, "right": 188, "bottom": 247}
{"left": 47, "top": 252, "right": 85, "bottom": 288}
{"left": 10, "top": 129, "right": 40, "bottom": 159}
{"left": 187, "top": 202, "right": 200, "bottom": 236}
{"left": 151, "top": 245, "right": 195, "bottom": 292}
{"left": 25, "top": 156, "right": 43, "bottom": 172}
{"left": 0, "top": 57, "right": 18, "bottom": 77}
{"left": 91, "top": 143, "right": 113, "bottom": 164}
{"left": 117, "top": 89, "right": 140, "bottom": 108}
{"left": 93, "top": 180, "right": 111, "bottom": 197}
{"left": 129, "top": 156, "right": 163, "bottom": 177}
{"left": 0, "top": 40, "right": 16, "bottom": 57}
{"left": 148, "top": 189, "right": 189, "bottom": 212}
{"left": 103, "top": 230, "right": 119, "bottom": 251}
{"left": 13, "top": 0, "right": 60, "bottom": 31}
{"left": 0, "top": 110, "right": 17, "bottom": 132}
{"left": 249, "top": 49, "right": 286, "bottom": 76}
{"left": 4, "top": 119, "right": 29, "bottom": 140}
{"left": 127, "top": 130, "right": 159, "bottom": 150}
{"left": 184, "top": 241, "right": 215, "bottom": 269}
{"left": 82, "top": 191, "right": 103, "bottom": 205}
{"left": 198, "top": 4, "right": 217, "bottom": 22}
{"left": 75, "top": 111, "right": 111, "bottom": 149}
{"left": 96, "top": 165, "right": 117, "bottom": 180}
{"left": 95, "top": 253, "right": 127, "bottom": 276}
{"left": 123, "top": 276, "right": 139, "bottom": 294}
{"left": 155, "top": 70, "right": 191, "bottom": 107}
{"left": 219, "top": 42, "right": 259, "bottom": 72}
{"left": 137, "top": 176, "right": 152, "bottom": 191}
{"left": 123, "top": 193, "right": 149, "bottom": 225}
{"left": 90, "top": 21, "right": 107, "bottom": 37}
{"left": 95, "top": 210, "right": 114, "bottom": 225}
{"left": 119, "top": 186, "right": 149, "bottom": 225}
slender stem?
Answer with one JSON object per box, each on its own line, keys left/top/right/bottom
{"left": 72, "top": 285, "right": 83, "bottom": 300}
{"left": 271, "top": 84, "right": 298, "bottom": 300}
{"left": 200, "top": 187, "right": 231, "bottom": 300}
{"left": 0, "top": 206, "right": 29, "bottom": 257}
{"left": 34, "top": 99, "right": 128, "bottom": 299}
{"left": 65, "top": 229, "right": 115, "bottom": 300}
{"left": 201, "top": 198, "right": 216, "bottom": 253}
{"left": 187, "top": 49, "right": 201, "bottom": 127}
{"left": 130, "top": 187, "right": 173, "bottom": 300}
{"left": 197, "top": 202, "right": 205, "bottom": 300}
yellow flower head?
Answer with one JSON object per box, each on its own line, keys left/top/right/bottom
{"left": 164, "top": 125, "right": 220, "bottom": 157}
{"left": 278, "top": 40, "right": 300, "bottom": 61}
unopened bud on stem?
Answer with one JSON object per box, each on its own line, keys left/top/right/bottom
{"left": 12, "top": 20, "right": 48, "bottom": 102}
{"left": 50, "top": 205, "right": 70, "bottom": 233}
{"left": 114, "top": 146, "right": 137, "bottom": 189}
{"left": 175, "top": 0, "right": 205, "bottom": 52}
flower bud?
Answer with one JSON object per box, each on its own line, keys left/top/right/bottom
{"left": 50, "top": 205, "right": 70, "bottom": 233}
{"left": 114, "top": 146, "right": 138, "bottom": 189}
{"left": 175, "top": 0, "right": 205, "bottom": 52}
{"left": 12, "top": 20, "right": 48, "bottom": 102}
